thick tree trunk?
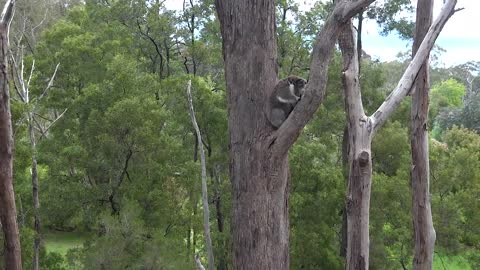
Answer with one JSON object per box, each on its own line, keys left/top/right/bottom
{"left": 411, "top": 0, "right": 436, "bottom": 269}
{"left": 215, "top": 2, "right": 290, "bottom": 268}
{"left": 0, "top": 1, "right": 22, "bottom": 268}
{"left": 29, "top": 115, "right": 41, "bottom": 270}
{"left": 187, "top": 80, "right": 215, "bottom": 270}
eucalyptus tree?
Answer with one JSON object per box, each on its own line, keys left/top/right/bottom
{"left": 0, "top": 0, "right": 22, "bottom": 269}
{"left": 410, "top": 0, "right": 435, "bottom": 268}
{"left": 338, "top": 0, "right": 457, "bottom": 268}
{"left": 9, "top": 51, "right": 62, "bottom": 270}
{"left": 214, "top": 0, "right": 375, "bottom": 268}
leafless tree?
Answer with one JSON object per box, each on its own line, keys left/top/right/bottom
{"left": 338, "top": 1, "right": 457, "bottom": 268}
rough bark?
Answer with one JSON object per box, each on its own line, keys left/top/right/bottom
{"left": 411, "top": 0, "right": 436, "bottom": 269}
{"left": 0, "top": 1, "right": 22, "bottom": 269}
{"left": 187, "top": 80, "right": 215, "bottom": 270}
{"left": 214, "top": 1, "right": 373, "bottom": 269}
{"left": 338, "top": 1, "right": 457, "bottom": 268}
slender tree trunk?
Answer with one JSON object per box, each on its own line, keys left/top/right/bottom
{"left": 0, "top": 1, "right": 22, "bottom": 268}
{"left": 411, "top": 0, "right": 436, "bottom": 269}
{"left": 213, "top": 166, "right": 227, "bottom": 270}
{"left": 356, "top": 10, "right": 364, "bottom": 71}
{"left": 187, "top": 80, "right": 215, "bottom": 270}
{"left": 339, "top": 2, "right": 457, "bottom": 268}
{"left": 340, "top": 126, "right": 348, "bottom": 258}
{"left": 29, "top": 114, "right": 41, "bottom": 270}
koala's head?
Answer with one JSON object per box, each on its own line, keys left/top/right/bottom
{"left": 288, "top": 76, "right": 307, "bottom": 96}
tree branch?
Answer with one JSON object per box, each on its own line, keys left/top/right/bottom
{"left": 35, "top": 63, "right": 60, "bottom": 102}
{"left": 272, "top": 0, "right": 375, "bottom": 155}
{"left": 0, "top": 0, "right": 15, "bottom": 27}
{"left": 338, "top": 22, "right": 364, "bottom": 122}
{"left": 38, "top": 108, "right": 68, "bottom": 139}
{"left": 370, "top": 0, "right": 458, "bottom": 134}
{"left": 194, "top": 254, "right": 205, "bottom": 270}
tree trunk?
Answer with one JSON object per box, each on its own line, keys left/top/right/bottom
{"left": 214, "top": 1, "right": 289, "bottom": 268}
{"left": 187, "top": 80, "right": 215, "bottom": 270}
{"left": 0, "top": 1, "right": 22, "bottom": 268}
{"left": 340, "top": 126, "right": 348, "bottom": 258}
{"left": 213, "top": 166, "right": 227, "bottom": 270}
{"left": 29, "top": 114, "right": 41, "bottom": 270}
{"left": 339, "top": 1, "right": 457, "bottom": 268}
{"left": 411, "top": 0, "right": 436, "bottom": 269}
{"left": 214, "top": 1, "right": 375, "bottom": 269}
{"left": 339, "top": 25, "right": 373, "bottom": 269}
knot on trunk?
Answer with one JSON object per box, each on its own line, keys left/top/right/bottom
{"left": 358, "top": 151, "right": 369, "bottom": 167}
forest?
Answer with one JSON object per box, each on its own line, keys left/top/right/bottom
{"left": 0, "top": 0, "right": 478, "bottom": 269}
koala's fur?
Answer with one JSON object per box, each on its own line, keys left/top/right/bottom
{"left": 268, "top": 76, "right": 307, "bottom": 129}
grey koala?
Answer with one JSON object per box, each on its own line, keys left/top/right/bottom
{"left": 268, "top": 75, "right": 307, "bottom": 129}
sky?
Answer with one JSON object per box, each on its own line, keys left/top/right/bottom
{"left": 164, "top": 0, "right": 479, "bottom": 67}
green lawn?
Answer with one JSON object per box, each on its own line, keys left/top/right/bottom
{"left": 43, "top": 231, "right": 88, "bottom": 256}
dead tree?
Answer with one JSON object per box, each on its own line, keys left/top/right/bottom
{"left": 186, "top": 80, "right": 215, "bottom": 270}
{"left": 338, "top": 1, "right": 458, "bottom": 269}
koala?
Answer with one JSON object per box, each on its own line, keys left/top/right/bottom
{"left": 268, "top": 75, "right": 307, "bottom": 129}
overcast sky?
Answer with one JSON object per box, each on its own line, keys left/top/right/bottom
{"left": 164, "top": 0, "right": 479, "bottom": 67}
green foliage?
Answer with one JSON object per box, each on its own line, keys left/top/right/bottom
{"left": 431, "top": 79, "right": 465, "bottom": 111}
{"left": 8, "top": 1, "right": 480, "bottom": 270}
{"left": 366, "top": 0, "right": 414, "bottom": 39}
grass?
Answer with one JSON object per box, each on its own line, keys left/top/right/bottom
{"left": 43, "top": 231, "right": 88, "bottom": 256}
{"left": 433, "top": 251, "right": 472, "bottom": 270}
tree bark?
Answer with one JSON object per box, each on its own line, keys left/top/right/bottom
{"left": 213, "top": 165, "right": 227, "bottom": 270}
{"left": 339, "top": 24, "right": 372, "bottom": 269}
{"left": 0, "top": 1, "right": 22, "bottom": 269}
{"left": 29, "top": 114, "right": 41, "bottom": 270}
{"left": 214, "top": 1, "right": 373, "bottom": 269}
{"left": 338, "top": 1, "right": 457, "bottom": 268}
{"left": 187, "top": 80, "right": 215, "bottom": 270}
{"left": 411, "top": 0, "right": 436, "bottom": 269}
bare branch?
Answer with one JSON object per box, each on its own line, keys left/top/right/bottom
{"left": 36, "top": 63, "right": 60, "bottom": 102}
{"left": 339, "top": 22, "right": 365, "bottom": 123}
{"left": 273, "top": 0, "right": 375, "bottom": 155}
{"left": 31, "top": 8, "right": 48, "bottom": 41}
{"left": 0, "top": 0, "right": 15, "bottom": 27}
{"left": 40, "top": 108, "right": 68, "bottom": 139}
{"left": 194, "top": 254, "right": 205, "bottom": 270}
{"left": 370, "top": 0, "right": 458, "bottom": 134}
{"left": 26, "top": 59, "right": 35, "bottom": 91}
{"left": 9, "top": 54, "right": 25, "bottom": 102}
